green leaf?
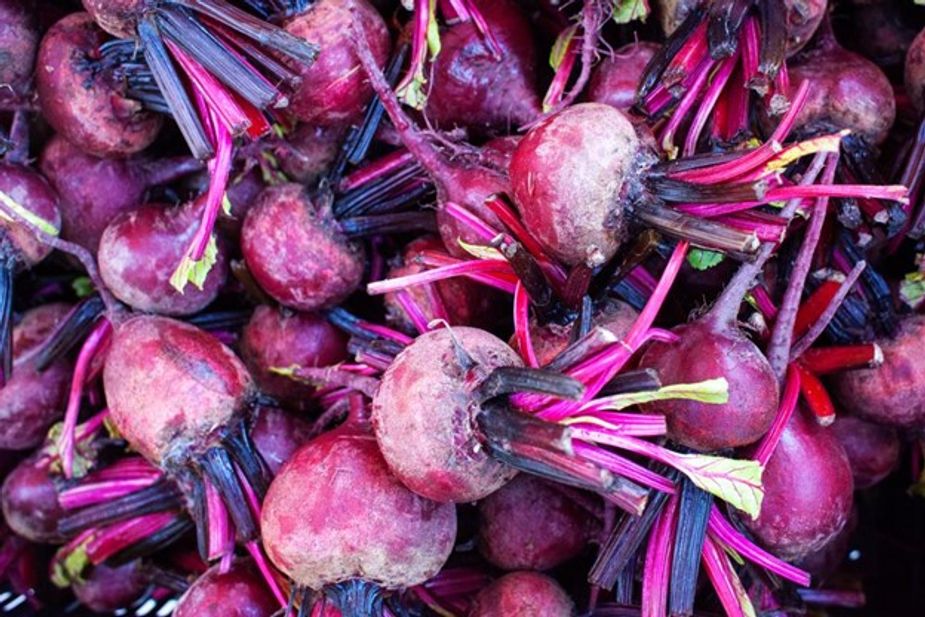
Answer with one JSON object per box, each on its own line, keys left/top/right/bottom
{"left": 51, "top": 542, "right": 91, "bottom": 588}
{"left": 900, "top": 271, "right": 925, "bottom": 309}
{"left": 425, "top": 0, "right": 441, "bottom": 57}
{"left": 397, "top": 72, "right": 429, "bottom": 110}
{"left": 687, "top": 248, "right": 725, "bottom": 271}
{"left": 0, "top": 189, "right": 60, "bottom": 237}
{"left": 221, "top": 193, "right": 233, "bottom": 216}
{"left": 672, "top": 453, "right": 764, "bottom": 519}
{"left": 71, "top": 276, "right": 94, "bottom": 298}
{"left": 549, "top": 25, "right": 578, "bottom": 70}
{"left": 169, "top": 234, "right": 218, "bottom": 294}
{"left": 612, "top": 0, "right": 649, "bottom": 24}
{"left": 591, "top": 377, "right": 729, "bottom": 410}
{"left": 457, "top": 238, "right": 505, "bottom": 261}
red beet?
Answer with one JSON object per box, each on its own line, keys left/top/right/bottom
{"left": 0, "top": 303, "right": 71, "bottom": 450}
{"left": 285, "top": 0, "right": 390, "bottom": 128}
{"left": 274, "top": 124, "right": 345, "bottom": 185}
{"left": 831, "top": 415, "right": 900, "bottom": 489}
{"left": 477, "top": 475, "right": 594, "bottom": 571}
{"left": 81, "top": 0, "right": 142, "bottom": 38}
{"left": 35, "top": 13, "right": 162, "bottom": 158}
{"left": 0, "top": 0, "right": 39, "bottom": 106}
{"left": 425, "top": 0, "right": 541, "bottom": 134}
{"left": 0, "top": 163, "right": 61, "bottom": 267}
{"left": 372, "top": 327, "right": 521, "bottom": 503}
{"left": 1, "top": 455, "right": 64, "bottom": 544}
{"left": 174, "top": 559, "right": 277, "bottom": 617}
{"left": 250, "top": 406, "right": 313, "bottom": 475}
{"left": 40, "top": 135, "right": 202, "bottom": 252}
{"left": 261, "top": 429, "right": 456, "bottom": 605}
{"left": 509, "top": 103, "right": 643, "bottom": 267}
{"left": 468, "top": 571, "right": 575, "bottom": 617}
{"left": 98, "top": 202, "right": 229, "bottom": 315}
{"left": 745, "top": 407, "right": 854, "bottom": 561}
{"left": 524, "top": 299, "right": 638, "bottom": 367}
{"left": 240, "top": 305, "right": 348, "bottom": 410}
{"left": 241, "top": 183, "right": 365, "bottom": 311}
{"left": 906, "top": 26, "right": 925, "bottom": 114}
{"left": 587, "top": 42, "right": 660, "bottom": 111}
{"left": 480, "top": 135, "right": 521, "bottom": 172}
{"left": 832, "top": 316, "right": 925, "bottom": 428}
{"left": 72, "top": 560, "right": 148, "bottom": 613}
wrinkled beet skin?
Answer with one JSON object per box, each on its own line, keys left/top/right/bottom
{"left": 0, "top": 304, "right": 71, "bottom": 451}
{"left": 587, "top": 42, "right": 659, "bottom": 111}
{"left": 262, "top": 430, "right": 456, "bottom": 590}
{"left": 73, "top": 561, "right": 148, "bottom": 613}
{"left": 36, "top": 13, "right": 162, "bottom": 158}
{"left": 241, "top": 183, "right": 364, "bottom": 311}
{"left": 81, "top": 0, "right": 140, "bottom": 38}
{"left": 525, "top": 300, "right": 638, "bottom": 367}
{"left": 239, "top": 305, "right": 348, "bottom": 410}
{"left": 98, "top": 202, "right": 229, "bottom": 315}
{"left": 0, "top": 163, "right": 61, "bottom": 266}
{"left": 174, "top": 559, "right": 277, "bottom": 617}
{"left": 373, "top": 327, "right": 521, "bottom": 503}
{"left": 250, "top": 406, "right": 313, "bottom": 475}
{"left": 1, "top": 456, "right": 65, "bottom": 544}
{"left": 833, "top": 316, "right": 925, "bottom": 428}
{"left": 786, "top": 39, "right": 895, "bottom": 145}
{"left": 0, "top": 0, "right": 38, "bottom": 104}
{"left": 745, "top": 408, "right": 854, "bottom": 561}
{"left": 426, "top": 0, "right": 541, "bottom": 133}
{"left": 468, "top": 571, "right": 575, "bottom": 617}
{"left": 831, "top": 415, "right": 899, "bottom": 490}
{"left": 477, "top": 475, "right": 592, "bottom": 571}
{"left": 274, "top": 124, "right": 344, "bottom": 185}
{"left": 906, "top": 27, "right": 925, "bottom": 114}
{"left": 103, "top": 316, "right": 254, "bottom": 465}
{"left": 638, "top": 322, "right": 779, "bottom": 451}
{"left": 286, "top": 0, "right": 390, "bottom": 127}
{"left": 509, "top": 103, "right": 639, "bottom": 267}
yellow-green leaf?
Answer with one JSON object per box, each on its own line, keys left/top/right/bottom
{"left": 0, "top": 189, "right": 60, "bottom": 237}
{"left": 549, "top": 25, "right": 578, "bottom": 70}
{"left": 169, "top": 234, "right": 218, "bottom": 293}
{"left": 612, "top": 0, "right": 649, "bottom": 24}
{"left": 72, "top": 276, "right": 94, "bottom": 298}
{"left": 673, "top": 453, "right": 764, "bottom": 519}
{"left": 457, "top": 238, "right": 505, "bottom": 261}
{"left": 588, "top": 377, "right": 729, "bottom": 411}
{"left": 51, "top": 542, "right": 91, "bottom": 588}
{"left": 425, "top": 0, "right": 441, "bottom": 57}
{"left": 221, "top": 193, "right": 233, "bottom": 216}
{"left": 900, "top": 271, "right": 925, "bottom": 309}
{"left": 687, "top": 248, "right": 724, "bottom": 271}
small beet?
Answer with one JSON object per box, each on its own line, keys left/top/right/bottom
{"left": 0, "top": 0, "right": 39, "bottom": 106}
{"left": 0, "top": 163, "right": 61, "bottom": 267}
{"left": 525, "top": 299, "right": 637, "bottom": 367}
{"left": 174, "top": 559, "right": 277, "bottom": 617}
{"left": 831, "top": 415, "right": 900, "bottom": 490}
{"left": 587, "top": 42, "right": 660, "bottom": 111}
{"left": 250, "top": 406, "right": 313, "bottom": 475}
{"left": 1, "top": 455, "right": 64, "bottom": 544}
{"left": 468, "top": 571, "right": 575, "bottom": 617}
{"left": 906, "top": 26, "right": 925, "bottom": 114}
{"left": 72, "top": 560, "right": 148, "bottom": 614}
{"left": 274, "top": 124, "right": 345, "bottom": 185}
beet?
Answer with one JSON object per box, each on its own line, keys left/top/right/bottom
{"left": 831, "top": 415, "right": 900, "bottom": 489}
{"left": 35, "top": 13, "right": 162, "bottom": 158}
{"left": 477, "top": 475, "right": 593, "bottom": 571}
{"left": 81, "top": 0, "right": 141, "bottom": 38}
{"left": 0, "top": 163, "right": 61, "bottom": 267}
{"left": 587, "top": 42, "right": 660, "bottom": 111}
{"left": 0, "top": 303, "right": 71, "bottom": 450}
{"left": 745, "top": 407, "right": 854, "bottom": 561}
{"left": 261, "top": 428, "right": 456, "bottom": 609}
{"left": 40, "top": 135, "right": 202, "bottom": 252}
{"left": 849, "top": 1, "right": 918, "bottom": 70}
{"left": 98, "top": 201, "right": 229, "bottom": 315}
{"left": 275, "top": 124, "right": 345, "bottom": 185}
{"left": 241, "top": 183, "right": 365, "bottom": 311}
{"left": 906, "top": 26, "right": 925, "bottom": 114}
{"left": 0, "top": 0, "right": 39, "bottom": 106}
{"left": 250, "top": 406, "right": 313, "bottom": 475}
{"left": 1, "top": 455, "right": 64, "bottom": 544}
{"left": 468, "top": 571, "right": 575, "bottom": 617}
{"left": 425, "top": 0, "right": 541, "bottom": 134}
{"left": 72, "top": 560, "right": 148, "bottom": 613}
{"left": 240, "top": 305, "right": 348, "bottom": 410}
{"left": 524, "top": 299, "right": 637, "bottom": 367}
{"left": 509, "top": 103, "right": 643, "bottom": 267}
{"left": 285, "top": 0, "right": 390, "bottom": 128}
{"left": 832, "top": 316, "right": 925, "bottom": 428}
{"left": 480, "top": 136, "right": 521, "bottom": 171}
{"left": 174, "top": 559, "right": 277, "bottom": 617}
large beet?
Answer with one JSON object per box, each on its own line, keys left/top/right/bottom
{"left": 174, "top": 559, "right": 277, "bottom": 617}
{"left": 831, "top": 415, "right": 900, "bottom": 489}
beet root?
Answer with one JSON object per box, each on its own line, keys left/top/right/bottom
{"left": 250, "top": 406, "right": 313, "bottom": 475}
{"left": 832, "top": 315, "right": 925, "bottom": 428}
{"left": 831, "top": 415, "right": 900, "bottom": 490}
{"left": 372, "top": 327, "right": 523, "bottom": 503}
{"left": 261, "top": 429, "right": 456, "bottom": 592}
{"left": 102, "top": 315, "right": 254, "bottom": 465}
{"left": 905, "top": 26, "right": 925, "bottom": 114}
{"left": 0, "top": 0, "right": 39, "bottom": 105}
{"left": 174, "top": 559, "right": 277, "bottom": 617}
{"left": 274, "top": 124, "right": 345, "bottom": 185}
{"left": 524, "top": 299, "right": 638, "bottom": 367}
{"left": 1, "top": 455, "right": 65, "bottom": 544}
{"left": 81, "top": 0, "right": 141, "bottom": 38}
{"left": 241, "top": 183, "right": 365, "bottom": 311}
{"left": 587, "top": 42, "right": 660, "bottom": 111}
{"left": 477, "top": 475, "right": 594, "bottom": 571}
{"left": 468, "top": 571, "right": 575, "bottom": 617}
{"left": 98, "top": 201, "right": 229, "bottom": 316}
{"left": 0, "top": 163, "right": 61, "bottom": 267}
{"left": 745, "top": 407, "right": 854, "bottom": 561}
{"left": 72, "top": 560, "right": 148, "bottom": 613}
{"left": 36, "top": 13, "right": 162, "bottom": 158}
{"left": 240, "top": 305, "right": 348, "bottom": 410}
{"left": 509, "top": 103, "right": 642, "bottom": 267}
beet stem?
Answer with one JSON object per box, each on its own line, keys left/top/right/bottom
{"left": 326, "top": 579, "right": 384, "bottom": 617}
{"left": 668, "top": 479, "right": 712, "bottom": 617}
{"left": 340, "top": 211, "right": 437, "bottom": 238}
{"left": 199, "top": 447, "right": 258, "bottom": 541}
{"left": 637, "top": 7, "right": 706, "bottom": 101}
{"left": 642, "top": 495, "right": 678, "bottom": 616}
{"left": 634, "top": 203, "right": 759, "bottom": 258}
{"left": 707, "top": 0, "right": 750, "bottom": 59}
{"left": 104, "top": 516, "right": 193, "bottom": 567}
{"left": 756, "top": 0, "right": 786, "bottom": 84}
{"left": 223, "top": 420, "right": 271, "bottom": 499}
{"left": 790, "top": 261, "right": 866, "bottom": 360}
{"left": 753, "top": 365, "right": 800, "bottom": 466}
{"left": 476, "top": 366, "right": 585, "bottom": 402}
{"left": 346, "top": 44, "right": 409, "bottom": 167}
{"left": 58, "top": 479, "right": 183, "bottom": 537}
{"left": 550, "top": 0, "right": 603, "bottom": 113}
{"left": 0, "top": 265, "right": 11, "bottom": 388}
{"left": 600, "top": 369, "right": 662, "bottom": 396}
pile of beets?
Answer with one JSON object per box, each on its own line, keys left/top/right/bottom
{"left": 3, "top": 0, "right": 925, "bottom": 614}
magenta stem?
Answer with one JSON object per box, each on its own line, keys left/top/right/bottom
{"left": 660, "top": 58, "right": 714, "bottom": 154}
{"left": 513, "top": 282, "right": 538, "bottom": 367}
{"left": 642, "top": 495, "right": 678, "bottom": 617}
{"left": 765, "top": 183, "right": 909, "bottom": 204}
{"left": 59, "top": 477, "right": 161, "bottom": 510}
{"left": 753, "top": 365, "right": 801, "bottom": 466}
{"left": 684, "top": 54, "right": 738, "bottom": 156}
{"left": 701, "top": 534, "right": 750, "bottom": 617}
{"left": 247, "top": 540, "right": 288, "bottom": 608}
{"left": 572, "top": 441, "right": 676, "bottom": 493}
{"left": 340, "top": 150, "right": 418, "bottom": 192}
{"left": 85, "top": 512, "right": 178, "bottom": 565}
{"left": 443, "top": 202, "right": 501, "bottom": 242}
{"left": 395, "top": 290, "right": 432, "bottom": 334}
{"left": 395, "top": 0, "right": 431, "bottom": 96}
{"left": 789, "top": 260, "right": 866, "bottom": 359}
{"left": 368, "top": 259, "right": 517, "bottom": 295}
{"left": 204, "top": 478, "right": 233, "bottom": 561}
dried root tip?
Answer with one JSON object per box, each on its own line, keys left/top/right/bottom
{"left": 326, "top": 579, "right": 384, "bottom": 617}
{"left": 707, "top": 0, "right": 750, "bottom": 59}
{"left": 58, "top": 479, "right": 184, "bottom": 536}
{"left": 476, "top": 366, "right": 585, "bottom": 403}
{"left": 35, "top": 294, "right": 105, "bottom": 372}
{"left": 105, "top": 516, "right": 193, "bottom": 567}
{"left": 493, "top": 237, "right": 555, "bottom": 309}
{"left": 637, "top": 7, "right": 706, "bottom": 102}
{"left": 0, "top": 265, "right": 12, "bottom": 388}
{"left": 197, "top": 447, "right": 258, "bottom": 542}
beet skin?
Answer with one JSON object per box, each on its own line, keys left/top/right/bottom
{"left": 174, "top": 559, "right": 277, "bottom": 617}
{"left": 468, "top": 571, "right": 575, "bottom": 617}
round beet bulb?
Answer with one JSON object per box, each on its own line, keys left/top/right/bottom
{"left": 477, "top": 475, "right": 594, "bottom": 571}
{"left": 0, "top": 163, "right": 61, "bottom": 268}
{"left": 174, "top": 559, "right": 277, "bottom": 617}
{"left": 373, "top": 327, "right": 522, "bottom": 503}
{"left": 274, "top": 124, "right": 345, "bottom": 185}
{"left": 480, "top": 136, "right": 521, "bottom": 171}
{"left": 36, "top": 13, "right": 162, "bottom": 158}
{"left": 0, "top": 303, "right": 71, "bottom": 451}
{"left": 240, "top": 305, "right": 348, "bottom": 410}
{"left": 509, "top": 103, "right": 643, "bottom": 267}
{"left": 261, "top": 429, "right": 456, "bottom": 609}
{"left": 745, "top": 407, "right": 854, "bottom": 561}
{"left": 906, "top": 26, "right": 925, "bottom": 114}
{"left": 425, "top": 0, "right": 542, "bottom": 133}
{"left": 102, "top": 315, "right": 254, "bottom": 465}
{"left": 72, "top": 560, "right": 148, "bottom": 613}
{"left": 98, "top": 201, "right": 229, "bottom": 315}
{"left": 587, "top": 42, "right": 660, "bottom": 111}
{"left": 285, "top": 0, "right": 390, "bottom": 128}
{"left": 833, "top": 316, "right": 925, "bottom": 428}
{"left": 81, "top": 0, "right": 142, "bottom": 38}
{"left": 831, "top": 415, "right": 900, "bottom": 489}
{"left": 0, "top": 0, "right": 39, "bottom": 106}
{"left": 525, "top": 299, "right": 638, "bottom": 367}
{"left": 241, "top": 183, "right": 365, "bottom": 311}
{"left": 250, "top": 406, "right": 313, "bottom": 475}
{"left": 468, "top": 571, "right": 575, "bottom": 617}
{"left": 1, "top": 455, "right": 65, "bottom": 544}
